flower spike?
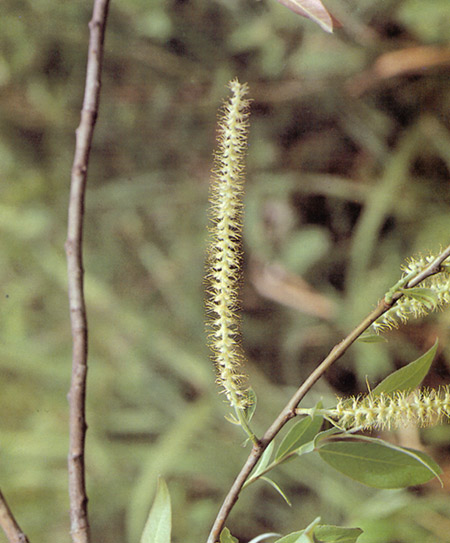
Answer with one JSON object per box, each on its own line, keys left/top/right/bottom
{"left": 325, "top": 386, "right": 450, "bottom": 431}
{"left": 206, "top": 79, "right": 252, "bottom": 410}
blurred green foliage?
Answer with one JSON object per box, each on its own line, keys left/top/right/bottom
{"left": 1, "top": 1, "right": 450, "bottom": 542}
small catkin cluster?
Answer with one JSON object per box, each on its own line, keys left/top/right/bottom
{"left": 206, "top": 79, "right": 251, "bottom": 409}
{"left": 326, "top": 387, "right": 450, "bottom": 431}
{"left": 402, "top": 253, "right": 450, "bottom": 276}
{"left": 373, "top": 253, "right": 450, "bottom": 333}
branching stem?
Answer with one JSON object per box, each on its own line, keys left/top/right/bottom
{"left": 206, "top": 243, "right": 450, "bottom": 543}
{"left": 65, "top": 2, "right": 110, "bottom": 543}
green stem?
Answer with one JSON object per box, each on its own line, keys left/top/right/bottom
{"left": 234, "top": 405, "right": 258, "bottom": 445}
{"left": 384, "top": 270, "right": 416, "bottom": 304}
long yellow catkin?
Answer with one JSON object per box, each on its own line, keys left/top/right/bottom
{"left": 326, "top": 386, "right": 450, "bottom": 431}
{"left": 206, "top": 79, "right": 251, "bottom": 409}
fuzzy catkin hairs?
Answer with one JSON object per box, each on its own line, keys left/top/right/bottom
{"left": 206, "top": 79, "right": 251, "bottom": 410}
{"left": 372, "top": 253, "right": 450, "bottom": 333}
{"left": 325, "top": 387, "right": 450, "bottom": 431}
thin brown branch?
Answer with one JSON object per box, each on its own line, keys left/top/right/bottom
{"left": 206, "top": 243, "right": 450, "bottom": 543}
{"left": 0, "top": 489, "right": 29, "bottom": 543}
{"left": 65, "top": 2, "right": 110, "bottom": 543}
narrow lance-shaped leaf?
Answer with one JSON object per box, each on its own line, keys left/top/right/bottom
{"left": 251, "top": 441, "right": 275, "bottom": 479}
{"left": 357, "top": 332, "right": 387, "bottom": 344}
{"left": 140, "top": 478, "right": 171, "bottom": 543}
{"left": 314, "top": 427, "right": 342, "bottom": 447}
{"left": 275, "top": 0, "right": 334, "bottom": 33}
{"left": 260, "top": 476, "right": 292, "bottom": 506}
{"left": 243, "top": 388, "right": 257, "bottom": 423}
{"left": 273, "top": 523, "right": 363, "bottom": 543}
{"left": 372, "top": 339, "right": 438, "bottom": 395}
{"left": 272, "top": 531, "right": 308, "bottom": 543}
{"left": 276, "top": 408, "right": 323, "bottom": 461}
{"left": 314, "top": 524, "right": 363, "bottom": 542}
{"left": 274, "top": 518, "right": 321, "bottom": 543}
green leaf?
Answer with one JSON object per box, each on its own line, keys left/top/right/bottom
{"left": 399, "top": 287, "right": 439, "bottom": 310}
{"left": 318, "top": 440, "right": 441, "bottom": 488}
{"left": 294, "top": 438, "right": 317, "bottom": 457}
{"left": 273, "top": 531, "right": 306, "bottom": 543}
{"left": 260, "top": 476, "right": 292, "bottom": 506}
{"left": 248, "top": 533, "right": 283, "bottom": 543}
{"left": 357, "top": 332, "right": 387, "bottom": 344}
{"left": 372, "top": 339, "right": 438, "bottom": 395}
{"left": 314, "top": 525, "right": 363, "bottom": 542}
{"left": 140, "top": 478, "right": 171, "bottom": 543}
{"left": 348, "top": 434, "right": 443, "bottom": 485}
{"left": 224, "top": 413, "right": 240, "bottom": 425}
{"left": 276, "top": 411, "right": 323, "bottom": 461}
{"left": 313, "top": 427, "right": 342, "bottom": 446}
{"left": 243, "top": 388, "right": 257, "bottom": 423}
{"left": 301, "top": 517, "right": 321, "bottom": 542}
{"left": 220, "top": 527, "right": 239, "bottom": 543}
{"left": 273, "top": 522, "right": 362, "bottom": 543}
{"left": 252, "top": 441, "right": 275, "bottom": 479}
{"left": 274, "top": 518, "right": 321, "bottom": 543}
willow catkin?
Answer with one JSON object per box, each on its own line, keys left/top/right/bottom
{"left": 326, "top": 387, "right": 450, "bottom": 431}
{"left": 206, "top": 79, "right": 251, "bottom": 409}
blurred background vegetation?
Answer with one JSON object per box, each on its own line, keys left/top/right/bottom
{"left": 1, "top": 0, "right": 450, "bottom": 542}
